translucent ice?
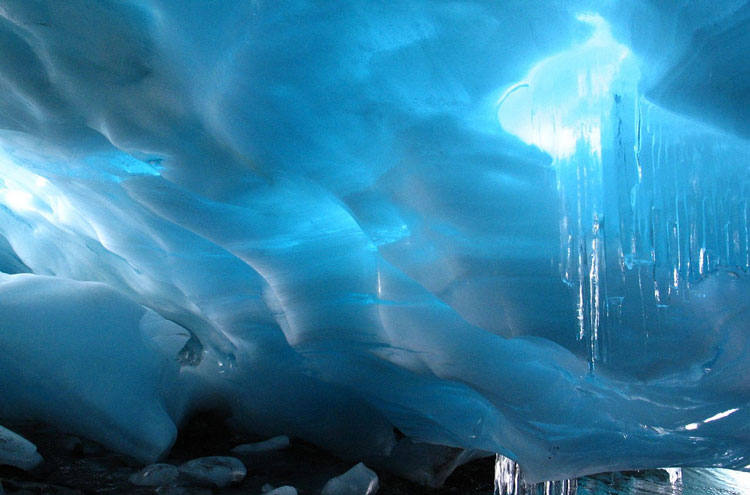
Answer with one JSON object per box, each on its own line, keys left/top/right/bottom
{"left": 0, "top": 0, "right": 748, "bottom": 485}
{"left": 231, "top": 436, "right": 290, "bottom": 454}
{"left": 495, "top": 455, "right": 576, "bottom": 495}
{"left": 0, "top": 274, "right": 182, "bottom": 462}
{"left": 321, "top": 463, "right": 379, "bottom": 495}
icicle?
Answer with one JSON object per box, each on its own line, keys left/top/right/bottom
{"left": 494, "top": 455, "right": 577, "bottom": 495}
{"left": 663, "top": 467, "right": 682, "bottom": 486}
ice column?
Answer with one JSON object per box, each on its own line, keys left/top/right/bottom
{"left": 496, "top": 14, "right": 638, "bottom": 370}
{"left": 498, "top": 13, "right": 750, "bottom": 373}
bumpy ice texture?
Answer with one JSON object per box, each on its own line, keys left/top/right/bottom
{"left": 0, "top": 0, "right": 749, "bottom": 483}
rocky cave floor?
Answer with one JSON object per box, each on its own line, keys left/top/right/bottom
{"left": 0, "top": 414, "right": 495, "bottom": 495}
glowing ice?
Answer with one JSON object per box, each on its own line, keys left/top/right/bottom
{"left": 0, "top": 0, "right": 748, "bottom": 486}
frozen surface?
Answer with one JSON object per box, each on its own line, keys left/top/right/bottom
{"left": 0, "top": 0, "right": 748, "bottom": 483}
{"left": 321, "top": 463, "right": 380, "bottom": 495}
{"left": 231, "top": 436, "right": 290, "bottom": 454}
{"left": 264, "top": 487, "right": 298, "bottom": 495}
{"left": 0, "top": 425, "right": 43, "bottom": 471}
{"left": 178, "top": 457, "right": 246, "bottom": 488}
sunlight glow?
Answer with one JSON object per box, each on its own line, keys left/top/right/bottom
{"left": 704, "top": 408, "right": 740, "bottom": 424}
{"left": 721, "top": 469, "right": 750, "bottom": 492}
{"left": 684, "top": 408, "right": 740, "bottom": 432}
{"left": 3, "top": 189, "right": 34, "bottom": 212}
{"left": 496, "top": 13, "right": 638, "bottom": 161}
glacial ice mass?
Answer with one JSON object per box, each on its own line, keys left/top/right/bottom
{"left": 0, "top": 0, "right": 749, "bottom": 483}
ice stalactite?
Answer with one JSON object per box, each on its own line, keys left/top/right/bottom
{"left": 496, "top": 10, "right": 750, "bottom": 376}
{"left": 0, "top": 0, "right": 749, "bottom": 483}
{"left": 494, "top": 455, "right": 577, "bottom": 495}
{"left": 497, "top": 13, "right": 638, "bottom": 370}
{"left": 663, "top": 467, "right": 682, "bottom": 486}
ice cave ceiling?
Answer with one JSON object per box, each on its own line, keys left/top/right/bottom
{"left": 0, "top": 0, "right": 749, "bottom": 483}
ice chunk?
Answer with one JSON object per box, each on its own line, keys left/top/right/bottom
{"left": 0, "top": 426, "right": 42, "bottom": 471}
{"left": 321, "top": 463, "right": 379, "bottom": 495}
{"left": 232, "top": 435, "right": 290, "bottom": 454}
{"left": 178, "top": 456, "right": 246, "bottom": 488}
{"left": 129, "top": 463, "right": 179, "bottom": 487}
{"left": 156, "top": 486, "right": 212, "bottom": 495}
{"left": 0, "top": 274, "right": 180, "bottom": 463}
{"left": 264, "top": 487, "right": 297, "bottom": 495}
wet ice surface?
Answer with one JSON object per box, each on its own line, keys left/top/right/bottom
{"left": 0, "top": 426, "right": 42, "bottom": 472}
{"left": 577, "top": 468, "right": 750, "bottom": 495}
{"left": 0, "top": 0, "right": 749, "bottom": 485}
{"left": 321, "top": 463, "right": 379, "bottom": 495}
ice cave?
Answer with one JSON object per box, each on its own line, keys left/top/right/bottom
{"left": 0, "top": 1, "right": 749, "bottom": 494}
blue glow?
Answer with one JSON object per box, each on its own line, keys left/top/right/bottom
{"left": 497, "top": 14, "right": 638, "bottom": 160}
{"left": 0, "top": 1, "right": 748, "bottom": 488}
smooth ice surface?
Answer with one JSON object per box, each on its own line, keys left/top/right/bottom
{"left": 321, "top": 463, "right": 380, "bottom": 495}
{"left": 576, "top": 468, "right": 750, "bottom": 495}
{"left": 0, "top": 274, "right": 182, "bottom": 462}
{"left": 0, "top": 425, "right": 43, "bottom": 471}
{"left": 231, "top": 436, "right": 290, "bottom": 454}
{"left": 0, "top": 0, "right": 748, "bottom": 483}
{"left": 264, "top": 487, "right": 298, "bottom": 495}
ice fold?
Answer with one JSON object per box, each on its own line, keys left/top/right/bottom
{"left": 0, "top": 0, "right": 748, "bottom": 484}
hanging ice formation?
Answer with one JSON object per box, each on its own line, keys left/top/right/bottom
{"left": 495, "top": 455, "right": 577, "bottom": 495}
{"left": 0, "top": 0, "right": 749, "bottom": 485}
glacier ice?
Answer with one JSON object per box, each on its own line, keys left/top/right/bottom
{"left": 321, "top": 463, "right": 380, "bottom": 495}
{"left": 264, "top": 487, "right": 298, "bottom": 495}
{"left": 0, "top": 0, "right": 748, "bottom": 485}
{"left": 231, "top": 435, "right": 290, "bottom": 454}
{"left": 0, "top": 425, "right": 43, "bottom": 471}
{"left": 495, "top": 455, "right": 577, "bottom": 495}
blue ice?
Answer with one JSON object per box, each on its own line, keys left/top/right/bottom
{"left": 0, "top": 0, "right": 748, "bottom": 485}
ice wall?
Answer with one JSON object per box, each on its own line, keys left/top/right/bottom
{"left": 0, "top": 0, "right": 749, "bottom": 483}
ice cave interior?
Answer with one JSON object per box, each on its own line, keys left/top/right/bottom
{"left": 0, "top": 0, "right": 749, "bottom": 488}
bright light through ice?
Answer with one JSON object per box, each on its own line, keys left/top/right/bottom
{"left": 721, "top": 469, "right": 750, "bottom": 492}
{"left": 0, "top": 155, "right": 57, "bottom": 217}
{"left": 496, "top": 13, "right": 638, "bottom": 160}
{"left": 684, "top": 408, "right": 739, "bottom": 431}
{"left": 704, "top": 408, "right": 740, "bottom": 424}
{"left": 3, "top": 189, "right": 35, "bottom": 212}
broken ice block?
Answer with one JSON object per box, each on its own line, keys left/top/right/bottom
{"left": 0, "top": 426, "right": 43, "bottom": 471}
{"left": 321, "top": 463, "right": 379, "bottom": 495}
